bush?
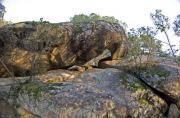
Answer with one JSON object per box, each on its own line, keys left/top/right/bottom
{"left": 70, "top": 13, "right": 121, "bottom": 33}
{"left": 127, "top": 27, "right": 162, "bottom": 66}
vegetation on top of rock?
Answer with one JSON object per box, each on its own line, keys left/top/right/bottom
{"left": 19, "top": 82, "right": 48, "bottom": 100}
{"left": 0, "top": 17, "right": 127, "bottom": 77}
{"left": 70, "top": 13, "right": 126, "bottom": 33}
{"left": 142, "top": 66, "right": 170, "bottom": 78}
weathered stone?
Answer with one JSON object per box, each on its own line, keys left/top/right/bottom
{"left": 68, "top": 49, "right": 111, "bottom": 71}
{"left": 0, "top": 100, "right": 18, "bottom": 118}
{"left": 17, "top": 107, "right": 40, "bottom": 118}
{"left": 135, "top": 64, "right": 180, "bottom": 110}
{"left": 168, "top": 104, "right": 180, "bottom": 118}
{"left": 14, "top": 68, "right": 167, "bottom": 118}
{"left": 0, "top": 21, "right": 127, "bottom": 77}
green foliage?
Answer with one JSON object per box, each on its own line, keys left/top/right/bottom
{"left": 70, "top": 14, "right": 89, "bottom": 33}
{"left": 0, "top": 1, "right": 5, "bottom": 19}
{"left": 40, "top": 18, "right": 43, "bottom": 22}
{"left": 176, "top": 55, "right": 180, "bottom": 62}
{"left": 142, "top": 66, "right": 170, "bottom": 78}
{"left": 151, "top": 9, "right": 178, "bottom": 57}
{"left": 128, "top": 27, "right": 162, "bottom": 65}
{"left": 150, "top": 9, "right": 170, "bottom": 32}
{"left": 121, "top": 73, "right": 145, "bottom": 91}
{"left": 70, "top": 13, "right": 121, "bottom": 33}
{"left": 20, "top": 83, "right": 47, "bottom": 100}
{"left": 173, "top": 15, "right": 180, "bottom": 36}
{"left": 70, "top": 13, "right": 119, "bottom": 24}
{"left": 101, "top": 16, "right": 119, "bottom": 24}
{"left": 89, "top": 13, "right": 101, "bottom": 21}
{"left": 128, "top": 31, "right": 143, "bottom": 62}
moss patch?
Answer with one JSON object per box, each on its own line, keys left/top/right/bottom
{"left": 120, "top": 73, "right": 145, "bottom": 91}
{"left": 126, "top": 82, "right": 145, "bottom": 91}
{"left": 143, "top": 66, "right": 170, "bottom": 78}
{"left": 19, "top": 82, "right": 48, "bottom": 100}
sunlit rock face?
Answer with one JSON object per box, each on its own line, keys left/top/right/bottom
{"left": 0, "top": 21, "right": 127, "bottom": 77}
{"left": 16, "top": 69, "right": 167, "bottom": 118}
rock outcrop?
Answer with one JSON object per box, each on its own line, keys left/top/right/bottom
{"left": 1, "top": 62, "right": 180, "bottom": 117}
{"left": 0, "top": 21, "right": 127, "bottom": 77}
{"left": 168, "top": 104, "right": 180, "bottom": 118}
{"left": 134, "top": 64, "right": 180, "bottom": 110}
{"left": 1, "top": 20, "right": 179, "bottom": 118}
{"left": 10, "top": 68, "right": 167, "bottom": 118}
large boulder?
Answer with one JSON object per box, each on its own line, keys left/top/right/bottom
{"left": 0, "top": 21, "right": 127, "bottom": 77}
{"left": 13, "top": 68, "right": 167, "bottom": 118}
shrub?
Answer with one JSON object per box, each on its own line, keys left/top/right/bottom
{"left": 70, "top": 13, "right": 121, "bottom": 33}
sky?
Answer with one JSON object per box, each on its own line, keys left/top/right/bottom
{"left": 2, "top": 0, "right": 180, "bottom": 52}
{"left": 3, "top": 0, "right": 180, "bottom": 27}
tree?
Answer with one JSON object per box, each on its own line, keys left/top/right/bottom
{"left": 128, "top": 28, "right": 143, "bottom": 66}
{"left": 70, "top": 14, "right": 89, "bottom": 33}
{"left": 0, "top": 0, "right": 5, "bottom": 20}
{"left": 89, "top": 13, "right": 101, "bottom": 22}
{"left": 101, "top": 16, "right": 119, "bottom": 24}
{"left": 128, "top": 26, "right": 161, "bottom": 67}
{"left": 137, "top": 27, "right": 161, "bottom": 61}
{"left": 0, "top": 0, "right": 10, "bottom": 27}
{"left": 173, "top": 14, "right": 180, "bottom": 36}
{"left": 150, "top": 10, "right": 176, "bottom": 57}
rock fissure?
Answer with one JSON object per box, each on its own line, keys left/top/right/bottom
{"left": 124, "top": 70, "right": 178, "bottom": 116}
{"left": 99, "top": 63, "right": 180, "bottom": 117}
{"left": 100, "top": 64, "right": 178, "bottom": 107}
{"left": 0, "top": 21, "right": 179, "bottom": 117}
{"left": 128, "top": 71, "right": 176, "bottom": 104}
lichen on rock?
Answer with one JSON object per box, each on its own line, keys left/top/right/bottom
{"left": 13, "top": 68, "right": 167, "bottom": 118}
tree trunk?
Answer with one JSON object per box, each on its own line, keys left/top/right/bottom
{"left": 164, "top": 31, "right": 176, "bottom": 58}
